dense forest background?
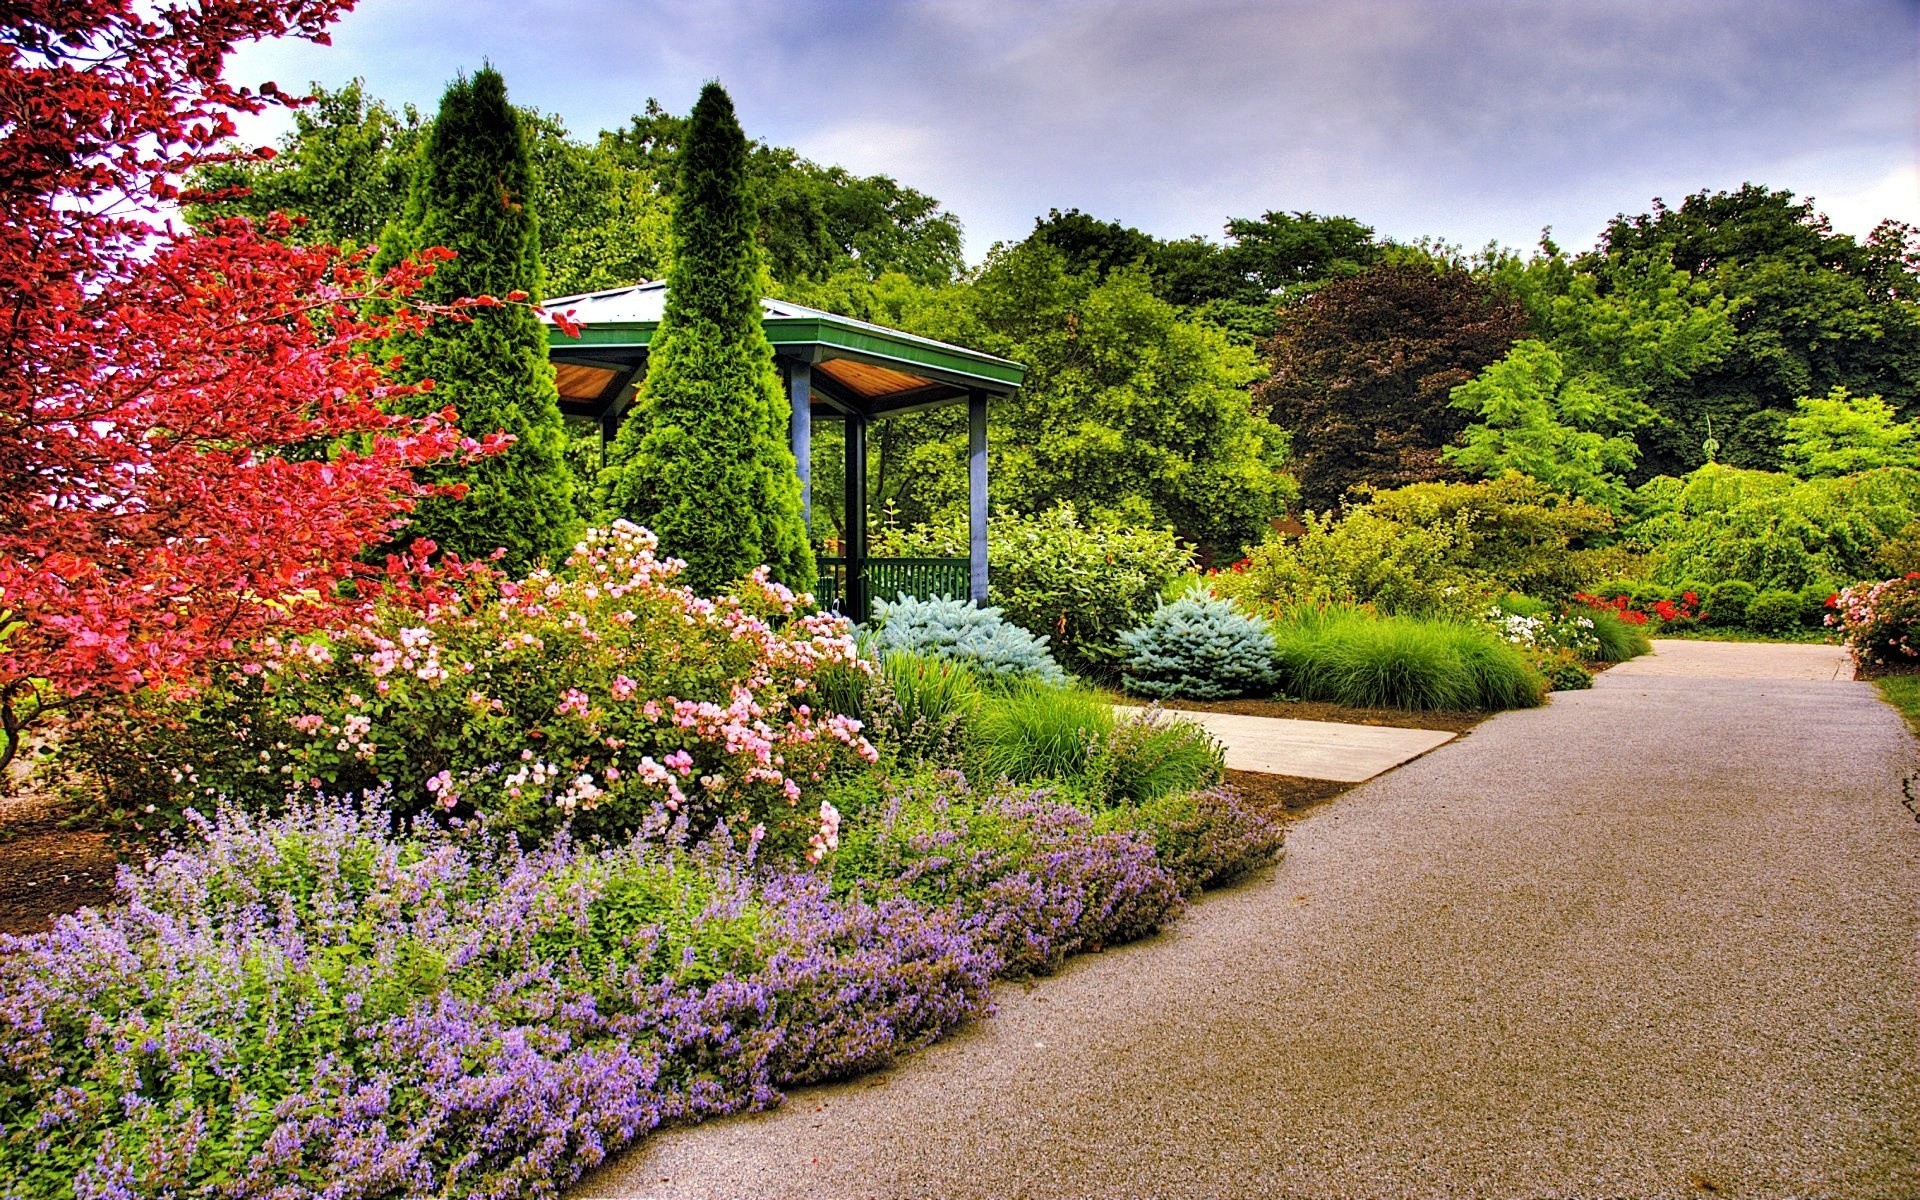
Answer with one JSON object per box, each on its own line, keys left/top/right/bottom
{"left": 192, "top": 79, "right": 1920, "bottom": 563}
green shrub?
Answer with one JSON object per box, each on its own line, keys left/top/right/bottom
{"left": 1212, "top": 505, "right": 1484, "bottom": 617}
{"left": 1586, "top": 608, "right": 1653, "bottom": 662}
{"left": 1270, "top": 606, "right": 1546, "bottom": 711}
{"left": 1119, "top": 594, "right": 1280, "bottom": 700}
{"left": 1706, "top": 580, "right": 1758, "bottom": 627}
{"left": 864, "top": 651, "right": 986, "bottom": 764}
{"left": 1746, "top": 589, "right": 1806, "bottom": 635}
{"left": 1631, "top": 464, "right": 1920, "bottom": 592}
{"left": 869, "top": 594, "right": 1067, "bottom": 685}
{"left": 1215, "top": 475, "right": 1616, "bottom": 618}
{"left": 1097, "top": 785, "right": 1285, "bottom": 894}
{"left": 882, "top": 503, "right": 1193, "bottom": 677}
{"left": 1798, "top": 583, "right": 1840, "bottom": 629}
{"left": 1535, "top": 649, "right": 1595, "bottom": 691}
{"left": 1103, "top": 710, "right": 1225, "bottom": 806}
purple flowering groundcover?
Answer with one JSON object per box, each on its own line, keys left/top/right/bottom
{"left": 0, "top": 779, "right": 1281, "bottom": 1199}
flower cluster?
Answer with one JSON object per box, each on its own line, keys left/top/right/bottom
{"left": 1828, "top": 572, "right": 1920, "bottom": 667}
{"left": 121, "top": 524, "right": 876, "bottom": 854}
{"left": 1483, "top": 607, "right": 1601, "bottom": 658}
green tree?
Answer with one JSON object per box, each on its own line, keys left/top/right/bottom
{"left": 1446, "top": 339, "right": 1647, "bottom": 509}
{"left": 1256, "top": 262, "right": 1529, "bottom": 511}
{"left": 1450, "top": 242, "right": 1732, "bottom": 507}
{"left": 1780, "top": 386, "right": 1920, "bottom": 478}
{"left": 186, "top": 79, "right": 425, "bottom": 248}
{"left": 604, "top": 100, "right": 964, "bottom": 287}
{"left": 1598, "top": 185, "right": 1920, "bottom": 474}
{"left": 601, "top": 82, "right": 814, "bottom": 592}
{"left": 949, "top": 243, "right": 1293, "bottom": 557}
{"left": 374, "top": 66, "right": 576, "bottom": 572}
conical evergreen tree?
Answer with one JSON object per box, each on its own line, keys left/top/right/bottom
{"left": 602, "top": 82, "right": 815, "bottom": 593}
{"left": 376, "top": 66, "right": 576, "bottom": 573}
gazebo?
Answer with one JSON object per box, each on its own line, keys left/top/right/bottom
{"left": 543, "top": 283, "right": 1025, "bottom": 619}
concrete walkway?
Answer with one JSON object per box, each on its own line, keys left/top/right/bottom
{"left": 580, "top": 641, "right": 1920, "bottom": 1200}
{"left": 1121, "top": 706, "right": 1455, "bottom": 782}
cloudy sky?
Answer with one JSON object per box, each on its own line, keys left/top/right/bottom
{"left": 226, "top": 0, "right": 1920, "bottom": 262}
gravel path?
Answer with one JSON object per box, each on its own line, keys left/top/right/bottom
{"left": 580, "top": 642, "right": 1920, "bottom": 1200}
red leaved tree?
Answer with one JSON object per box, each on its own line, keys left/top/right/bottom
{"left": 0, "top": 1, "right": 506, "bottom": 772}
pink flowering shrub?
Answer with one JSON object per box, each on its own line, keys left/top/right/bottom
{"left": 1828, "top": 572, "right": 1920, "bottom": 668}
{"left": 81, "top": 524, "right": 875, "bottom": 857}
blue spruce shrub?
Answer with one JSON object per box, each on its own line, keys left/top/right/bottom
{"left": 1120, "top": 594, "right": 1281, "bottom": 700}
{"left": 869, "top": 595, "right": 1068, "bottom": 685}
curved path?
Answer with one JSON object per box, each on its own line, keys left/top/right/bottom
{"left": 580, "top": 641, "right": 1920, "bottom": 1199}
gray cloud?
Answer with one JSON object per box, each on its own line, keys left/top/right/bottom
{"left": 227, "top": 0, "right": 1919, "bottom": 259}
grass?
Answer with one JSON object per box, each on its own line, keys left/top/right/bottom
{"left": 1269, "top": 605, "right": 1546, "bottom": 712}
{"left": 1586, "top": 608, "right": 1653, "bottom": 662}
{"left": 1874, "top": 675, "right": 1920, "bottom": 737}
{"left": 968, "top": 681, "right": 1115, "bottom": 785}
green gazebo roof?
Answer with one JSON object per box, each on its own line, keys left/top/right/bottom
{"left": 544, "top": 281, "right": 1024, "bottom": 423}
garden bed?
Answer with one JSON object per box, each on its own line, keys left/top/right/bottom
{"left": 0, "top": 792, "right": 116, "bottom": 937}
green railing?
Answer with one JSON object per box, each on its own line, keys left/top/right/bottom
{"left": 816, "top": 557, "right": 969, "bottom": 621}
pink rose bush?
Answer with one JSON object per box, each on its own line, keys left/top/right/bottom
{"left": 95, "top": 523, "right": 874, "bottom": 856}
{"left": 1828, "top": 571, "right": 1920, "bottom": 668}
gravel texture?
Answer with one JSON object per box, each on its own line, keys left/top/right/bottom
{"left": 578, "top": 643, "right": 1920, "bottom": 1200}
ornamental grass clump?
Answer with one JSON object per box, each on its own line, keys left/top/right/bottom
{"left": 0, "top": 803, "right": 991, "bottom": 1200}
{"left": 868, "top": 594, "right": 1068, "bottom": 685}
{"left": 1119, "top": 594, "right": 1281, "bottom": 700}
{"left": 70, "top": 523, "right": 876, "bottom": 859}
{"left": 1270, "top": 605, "right": 1546, "bottom": 711}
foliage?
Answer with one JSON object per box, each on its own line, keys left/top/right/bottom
{"left": 1536, "top": 650, "right": 1595, "bottom": 691}
{"left": 1119, "top": 595, "right": 1281, "bottom": 700}
{"left": 885, "top": 504, "right": 1194, "bottom": 676}
{"left": 0, "top": 804, "right": 990, "bottom": 1200}
{"left": 1446, "top": 339, "right": 1649, "bottom": 508}
{"left": 1256, "top": 262, "right": 1529, "bottom": 510}
{"left": 1211, "top": 476, "right": 1616, "bottom": 619}
{"left": 1745, "top": 589, "right": 1807, "bottom": 635}
{"left": 373, "top": 67, "right": 578, "bottom": 573}
{"left": 827, "top": 771, "right": 1184, "bottom": 978}
{"left": 64, "top": 525, "right": 875, "bottom": 856}
{"left": 868, "top": 596, "right": 1068, "bottom": 685}
{"left": 1872, "top": 676, "right": 1920, "bottom": 736}
{"left": 1268, "top": 606, "right": 1546, "bottom": 711}
{"left": 943, "top": 244, "right": 1295, "bottom": 556}
{"left": 601, "top": 83, "right": 815, "bottom": 593}
{"left": 1829, "top": 574, "right": 1920, "bottom": 668}
{"left": 1780, "top": 387, "right": 1920, "bottom": 478}
{"left": 1629, "top": 464, "right": 1920, "bottom": 591}
{"left": 0, "top": 1, "right": 506, "bottom": 775}
{"left": 1094, "top": 785, "right": 1287, "bottom": 894}
{"left": 605, "top": 99, "right": 964, "bottom": 288}
{"left": 1598, "top": 185, "right": 1920, "bottom": 476}
{"left": 186, "top": 77, "right": 426, "bottom": 248}
{"left": 1100, "top": 708, "right": 1229, "bottom": 807}
{"left": 1025, "top": 207, "right": 1381, "bottom": 342}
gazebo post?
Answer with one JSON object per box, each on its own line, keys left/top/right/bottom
{"left": 844, "top": 411, "right": 868, "bottom": 621}
{"left": 784, "top": 358, "right": 812, "bottom": 527}
{"left": 968, "top": 389, "right": 988, "bottom": 604}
